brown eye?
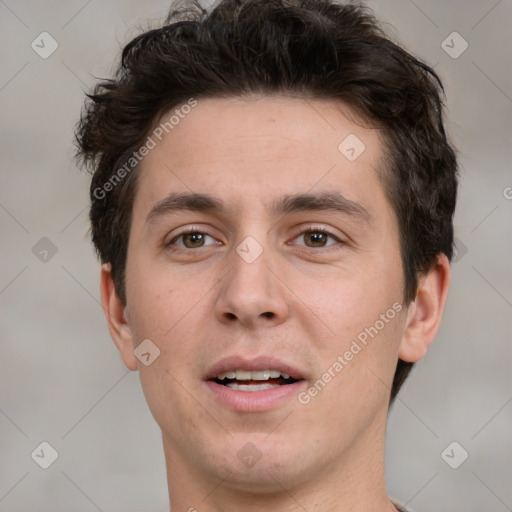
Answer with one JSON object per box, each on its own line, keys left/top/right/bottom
{"left": 182, "top": 232, "right": 206, "bottom": 248}
{"left": 303, "top": 231, "right": 330, "bottom": 247}
{"left": 169, "top": 231, "right": 216, "bottom": 249}
{"left": 295, "top": 230, "right": 340, "bottom": 248}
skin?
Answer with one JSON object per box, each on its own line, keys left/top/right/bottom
{"left": 100, "top": 95, "right": 450, "bottom": 512}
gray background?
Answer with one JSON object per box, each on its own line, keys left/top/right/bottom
{"left": 1, "top": 0, "right": 511, "bottom": 511}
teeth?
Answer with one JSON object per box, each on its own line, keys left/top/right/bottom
{"left": 234, "top": 370, "right": 252, "bottom": 380}
{"left": 225, "top": 382, "right": 278, "bottom": 392}
{"left": 217, "top": 369, "right": 291, "bottom": 381}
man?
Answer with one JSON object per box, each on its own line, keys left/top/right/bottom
{"left": 75, "top": 0, "right": 457, "bottom": 510}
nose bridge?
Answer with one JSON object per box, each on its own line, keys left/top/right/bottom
{"left": 215, "top": 231, "right": 289, "bottom": 326}
{"left": 229, "top": 232, "right": 274, "bottom": 302}
{"left": 232, "top": 235, "right": 271, "bottom": 289}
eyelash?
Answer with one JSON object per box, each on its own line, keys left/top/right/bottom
{"left": 167, "top": 226, "right": 218, "bottom": 250}
{"left": 166, "top": 225, "right": 344, "bottom": 251}
{"left": 289, "top": 225, "right": 344, "bottom": 250}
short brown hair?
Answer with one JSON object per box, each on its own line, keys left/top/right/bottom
{"left": 75, "top": 0, "right": 458, "bottom": 401}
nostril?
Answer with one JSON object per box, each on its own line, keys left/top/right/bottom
{"left": 222, "top": 311, "right": 275, "bottom": 321}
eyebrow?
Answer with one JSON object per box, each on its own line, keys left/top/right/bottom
{"left": 145, "top": 191, "right": 371, "bottom": 224}
{"left": 272, "top": 191, "right": 371, "bottom": 223}
{"left": 146, "top": 192, "right": 224, "bottom": 222}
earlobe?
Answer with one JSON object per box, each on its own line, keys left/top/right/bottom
{"left": 100, "top": 263, "right": 138, "bottom": 371}
{"left": 398, "top": 253, "right": 451, "bottom": 363}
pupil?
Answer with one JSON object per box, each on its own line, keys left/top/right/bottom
{"left": 306, "top": 232, "right": 326, "bottom": 247}
{"left": 185, "top": 232, "right": 204, "bottom": 247}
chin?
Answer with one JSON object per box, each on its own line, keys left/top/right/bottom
{"left": 199, "top": 434, "right": 313, "bottom": 493}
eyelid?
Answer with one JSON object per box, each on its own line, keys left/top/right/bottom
{"left": 165, "top": 223, "right": 347, "bottom": 250}
{"left": 290, "top": 223, "right": 345, "bottom": 242}
{"left": 166, "top": 224, "right": 220, "bottom": 247}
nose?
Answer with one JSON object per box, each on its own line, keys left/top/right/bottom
{"left": 214, "top": 241, "right": 290, "bottom": 329}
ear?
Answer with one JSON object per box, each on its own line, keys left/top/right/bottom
{"left": 100, "top": 263, "right": 138, "bottom": 371}
{"left": 399, "top": 253, "right": 451, "bottom": 362}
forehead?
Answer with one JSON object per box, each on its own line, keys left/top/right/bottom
{"left": 134, "top": 95, "right": 387, "bottom": 214}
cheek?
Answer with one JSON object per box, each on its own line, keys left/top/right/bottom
{"left": 137, "top": 363, "right": 204, "bottom": 449}
{"left": 299, "top": 258, "right": 403, "bottom": 344}
{"left": 125, "top": 259, "right": 186, "bottom": 338}
{"left": 125, "top": 261, "right": 210, "bottom": 379}
{"left": 297, "top": 250, "right": 406, "bottom": 412}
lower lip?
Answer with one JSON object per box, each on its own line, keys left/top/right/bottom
{"left": 204, "top": 380, "right": 306, "bottom": 412}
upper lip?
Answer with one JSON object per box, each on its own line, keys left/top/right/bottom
{"left": 204, "top": 355, "right": 306, "bottom": 381}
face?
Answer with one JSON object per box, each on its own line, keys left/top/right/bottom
{"left": 112, "top": 96, "right": 413, "bottom": 495}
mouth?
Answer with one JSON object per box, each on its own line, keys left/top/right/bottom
{"left": 213, "top": 369, "right": 301, "bottom": 392}
{"left": 203, "top": 356, "right": 307, "bottom": 412}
